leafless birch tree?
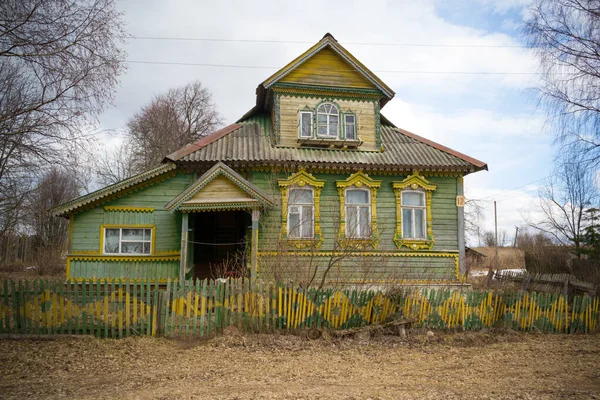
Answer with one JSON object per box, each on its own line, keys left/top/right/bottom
{"left": 523, "top": 0, "right": 600, "bottom": 162}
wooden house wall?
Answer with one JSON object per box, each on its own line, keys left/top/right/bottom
{"left": 68, "top": 173, "right": 192, "bottom": 280}
{"left": 279, "top": 47, "right": 376, "bottom": 89}
{"left": 278, "top": 95, "right": 378, "bottom": 151}
{"left": 251, "top": 170, "right": 459, "bottom": 282}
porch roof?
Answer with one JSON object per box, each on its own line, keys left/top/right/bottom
{"left": 165, "top": 161, "right": 274, "bottom": 212}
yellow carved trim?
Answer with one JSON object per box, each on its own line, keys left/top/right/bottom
{"left": 99, "top": 224, "right": 156, "bottom": 255}
{"left": 278, "top": 169, "right": 325, "bottom": 249}
{"left": 336, "top": 171, "right": 381, "bottom": 248}
{"left": 67, "top": 255, "right": 180, "bottom": 262}
{"left": 104, "top": 206, "right": 155, "bottom": 213}
{"left": 393, "top": 172, "right": 437, "bottom": 250}
{"left": 67, "top": 278, "right": 174, "bottom": 283}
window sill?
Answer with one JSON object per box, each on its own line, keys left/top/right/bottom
{"left": 297, "top": 138, "right": 363, "bottom": 149}
{"left": 394, "top": 237, "right": 435, "bottom": 250}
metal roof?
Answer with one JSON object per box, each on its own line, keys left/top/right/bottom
{"left": 166, "top": 115, "right": 487, "bottom": 173}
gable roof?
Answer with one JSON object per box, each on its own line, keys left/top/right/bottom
{"left": 165, "top": 161, "right": 273, "bottom": 211}
{"left": 50, "top": 163, "right": 177, "bottom": 217}
{"left": 262, "top": 33, "right": 394, "bottom": 100}
{"left": 165, "top": 115, "right": 488, "bottom": 173}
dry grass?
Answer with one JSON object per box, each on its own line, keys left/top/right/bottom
{"left": 0, "top": 331, "right": 599, "bottom": 399}
{"left": 471, "top": 247, "right": 525, "bottom": 270}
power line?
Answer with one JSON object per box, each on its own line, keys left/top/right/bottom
{"left": 126, "top": 35, "right": 527, "bottom": 49}
{"left": 126, "top": 60, "right": 543, "bottom": 75}
{"left": 475, "top": 175, "right": 553, "bottom": 202}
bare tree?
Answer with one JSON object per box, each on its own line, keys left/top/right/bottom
{"left": 528, "top": 151, "right": 600, "bottom": 256}
{"left": 124, "top": 81, "right": 222, "bottom": 174}
{"left": 25, "top": 167, "right": 81, "bottom": 273}
{"left": 93, "top": 137, "right": 137, "bottom": 186}
{"left": 0, "top": 0, "right": 126, "bottom": 235}
{"left": 464, "top": 198, "right": 484, "bottom": 245}
{"left": 523, "top": 0, "right": 600, "bottom": 162}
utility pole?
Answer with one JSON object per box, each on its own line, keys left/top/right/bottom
{"left": 513, "top": 226, "right": 519, "bottom": 248}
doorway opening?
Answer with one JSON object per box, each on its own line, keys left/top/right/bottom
{"left": 189, "top": 211, "right": 250, "bottom": 280}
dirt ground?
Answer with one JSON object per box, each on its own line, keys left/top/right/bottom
{"left": 0, "top": 331, "right": 599, "bottom": 400}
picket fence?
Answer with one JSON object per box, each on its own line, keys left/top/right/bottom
{"left": 0, "top": 278, "right": 598, "bottom": 338}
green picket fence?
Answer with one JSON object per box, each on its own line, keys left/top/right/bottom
{"left": 0, "top": 278, "right": 598, "bottom": 338}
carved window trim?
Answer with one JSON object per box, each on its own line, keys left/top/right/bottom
{"left": 393, "top": 172, "right": 437, "bottom": 250}
{"left": 336, "top": 171, "right": 381, "bottom": 249}
{"left": 278, "top": 169, "right": 325, "bottom": 249}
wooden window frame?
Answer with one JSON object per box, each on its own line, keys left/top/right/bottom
{"left": 278, "top": 169, "right": 325, "bottom": 249}
{"left": 316, "top": 102, "right": 340, "bottom": 139}
{"left": 345, "top": 187, "right": 371, "bottom": 239}
{"left": 287, "top": 187, "right": 315, "bottom": 239}
{"left": 298, "top": 110, "right": 313, "bottom": 138}
{"left": 393, "top": 172, "right": 436, "bottom": 250}
{"left": 336, "top": 171, "right": 381, "bottom": 249}
{"left": 401, "top": 190, "right": 427, "bottom": 240}
{"left": 343, "top": 113, "right": 356, "bottom": 140}
{"left": 101, "top": 225, "right": 156, "bottom": 256}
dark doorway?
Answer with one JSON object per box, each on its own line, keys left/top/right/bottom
{"left": 190, "top": 211, "right": 249, "bottom": 280}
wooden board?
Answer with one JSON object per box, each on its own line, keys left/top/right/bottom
{"left": 185, "top": 176, "right": 255, "bottom": 203}
{"left": 280, "top": 47, "right": 377, "bottom": 89}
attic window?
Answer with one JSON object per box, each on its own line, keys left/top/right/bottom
{"left": 299, "top": 111, "right": 312, "bottom": 138}
{"left": 317, "top": 103, "right": 339, "bottom": 137}
{"left": 344, "top": 114, "right": 356, "bottom": 140}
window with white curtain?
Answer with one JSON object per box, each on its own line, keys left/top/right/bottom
{"left": 401, "top": 191, "right": 426, "bottom": 239}
{"left": 104, "top": 228, "right": 152, "bottom": 255}
{"left": 346, "top": 188, "right": 371, "bottom": 238}
{"left": 288, "top": 187, "right": 314, "bottom": 239}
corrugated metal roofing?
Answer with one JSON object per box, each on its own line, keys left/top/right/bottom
{"left": 168, "top": 115, "right": 485, "bottom": 173}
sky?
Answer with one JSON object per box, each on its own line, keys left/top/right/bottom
{"left": 97, "top": 0, "right": 554, "bottom": 245}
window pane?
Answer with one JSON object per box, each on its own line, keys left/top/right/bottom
{"left": 122, "top": 242, "right": 143, "bottom": 254}
{"left": 143, "top": 242, "right": 151, "bottom": 254}
{"left": 345, "top": 114, "right": 355, "bottom": 124}
{"left": 301, "top": 206, "right": 313, "bottom": 238}
{"left": 122, "top": 228, "right": 143, "bottom": 240}
{"left": 328, "top": 122, "right": 338, "bottom": 136}
{"left": 330, "top": 114, "right": 338, "bottom": 124}
{"left": 415, "top": 209, "right": 426, "bottom": 239}
{"left": 347, "top": 189, "right": 369, "bottom": 204}
{"left": 402, "top": 209, "right": 413, "bottom": 238}
{"left": 346, "top": 206, "right": 358, "bottom": 237}
{"left": 144, "top": 229, "right": 152, "bottom": 240}
{"left": 346, "top": 124, "right": 355, "bottom": 140}
{"left": 289, "top": 188, "right": 312, "bottom": 204}
{"left": 359, "top": 206, "right": 370, "bottom": 237}
{"left": 300, "top": 113, "right": 312, "bottom": 137}
{"left": 318, "top": 124, "right": 327, "bottom": 136}
{"left": 317, "top": 113, "right": 327, "bottom": 124}
{"left": 105, "top": 229, "right": 120, "bottom": 253}
{"left": 402, "top": 192, "right": 425, "bottom": 206}
{"left": 289, "top": 212, "right": 300, "bottom": 238}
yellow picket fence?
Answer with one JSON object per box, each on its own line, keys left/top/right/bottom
{"left": 1, "top": 278, "right": 598, "bottom": 337}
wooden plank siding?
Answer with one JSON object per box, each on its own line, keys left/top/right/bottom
{"left": 279, "top": 47, "right": 377, "bottom": 89}
{"left": 68, "top": 173, "right": 192, "bottom": 280}
{"left": 278, "top": 95, "right": 378, "bottom": 151}
{"left": 251, "top": 170, "right": 459, "bottom": 282}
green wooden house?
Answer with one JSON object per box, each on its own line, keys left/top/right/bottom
{"left": 52, "top": 33, "right": 487, "bottom": 285}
